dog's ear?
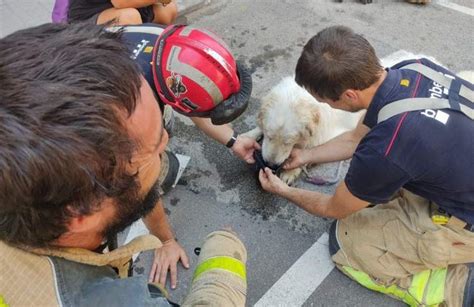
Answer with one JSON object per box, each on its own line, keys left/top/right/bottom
{"left": 257, "top": 93, "right": 274, "bottom": 128}
{"left": 305, "top": 108, "right": 320, "bottom": 138}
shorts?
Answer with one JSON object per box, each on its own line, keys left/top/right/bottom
{"left": 86, "top": 5, "right": 155, "bottom": 24}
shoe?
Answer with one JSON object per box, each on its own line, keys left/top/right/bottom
{"left": 406, "top": 0, "right": 430, "bottom": 4}
{"left": 328, "top": 220, "right": 341, "bottom": 256}
{"left": 158, "top": 150, "right": 180, "bottom": 195}
{"left": 463, "top": 263, "right": 474, "bottom": 307}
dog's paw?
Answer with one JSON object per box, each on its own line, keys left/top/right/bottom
{"left": 241, "top": 127, "right": 262, "bottom": 140}
{"left": 279, "top": 168, "right": 302, "bottom": 185}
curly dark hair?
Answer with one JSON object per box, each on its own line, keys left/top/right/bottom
{"left": 295, "top": 25, "right": 383, "bottom": 101}
{"left": 0, "top": 23, "right": 143, "bottom": 247}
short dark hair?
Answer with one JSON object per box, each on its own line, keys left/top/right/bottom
{"left": 295, "top": 25, "right": 383, "bottom": 101}
{"left": 0, "top": 23, "right": 143, "bottom": 247}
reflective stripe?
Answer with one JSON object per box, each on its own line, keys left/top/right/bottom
{"left": 460, "top": 104, "right": 474, "bottom": 120}
{"left": 167, "top": 46, "right": 223, "bottom": 105}
{"left": 401, "top": 63, "right": 454, "bottom": 89}
{"left": 343, "top": 266, "right": 419, "bottom": 306}
{"left": 377, "top": 97, "right": 474, "bottom": 123}
{"left": 378, "top": 98, "right": 450, "bottom": 123}
{"left": 425, "top": 268, "right": 447, "bottom": 305}
{"left": 193, "top": 256, "right": 246, "bottom": 282}
{"left": 343, "top": 266, "right": 446, "bottom": 306}
{"left": 180, "top": 26, "right": 231, "bottom": 52}
{"left": 401, "top": 63, "right": 474, "bottom": 103}
{"left": 409, "top": 269, "right": 430, "bottom": 302}
{"left": 460, "top": 85, "right": 474, "bottom": 102}
{"left": 0, "top": 296, "right": 9, "bottom": 307}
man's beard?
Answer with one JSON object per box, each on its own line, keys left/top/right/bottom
{"left": 102, "top": 180, "right": 160, "bottom": 240}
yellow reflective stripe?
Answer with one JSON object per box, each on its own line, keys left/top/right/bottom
{"left": 343, "top": 266, "right": 419, "bottom": 307}
{"left": 193, "top": 256, "right": 246, "bottom": 282}
{"left": 409, "top": 269, "right": 430, "bottom": 302}
{"left": 0, "top": 296, "right": 9, "bottom": 307}
{"left": 425, "top": 268, "right": 447, "bottom": 305}
{"left": 343, "top": 266, "right": 446, "bottom": 306}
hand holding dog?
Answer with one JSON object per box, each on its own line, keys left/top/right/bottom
{"left": 283, "top": 148, "right": 311, "bottom": 170}
{"left": 259, "top": 167, "right": 289, "bottom": 195}
{"left": 232, "top": 135, "right": 261, "bottom": 164}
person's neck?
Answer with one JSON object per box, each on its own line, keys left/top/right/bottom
{"left": 359, "top": 70, "right": 387, "bottom": 109}
{"left": 54, "top": 231, "right": 103, "bottom": 251}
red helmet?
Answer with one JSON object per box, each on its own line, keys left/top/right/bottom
{"left": 152, "top": 25, "right": 252, "bottom": 125}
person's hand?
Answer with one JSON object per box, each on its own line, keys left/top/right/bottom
{"left": 231, "top": 135, "right": 261, "bottom": 164}
{"left": 259, "top": 167, "right": 290, "bottom": 196}
{"left": 149, "top": 239, "right": 189, "bottom": 289}
{"left": 283, "top": 148, "right": 311, "bottom": 170}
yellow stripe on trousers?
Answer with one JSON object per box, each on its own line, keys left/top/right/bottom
{"left": 343, "top": 266, "right": 446, "bottom": 306}
{"left": 193, "top": 256, "right": 246, "bottom": 282}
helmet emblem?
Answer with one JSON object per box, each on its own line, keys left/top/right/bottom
{"left": 166, "top": 73, "right": 187, "bottom": 98}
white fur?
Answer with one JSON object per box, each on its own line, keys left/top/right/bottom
{"left": 244, "top": 76, "right": 362, "bottom": 184}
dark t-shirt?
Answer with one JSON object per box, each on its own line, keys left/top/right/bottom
{"left": 120, "top": 24, "right": 165, "bottom": 107}
{"left": 68, "top": 0, "right": 113, "bottom": 22}
{"left": 345, "top": 58, "right": 474, "bottom": 224}
{"left": 68, "top": 0, "right": 154, "bottom": 23}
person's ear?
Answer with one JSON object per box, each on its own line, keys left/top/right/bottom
{"left": 66, "top": 213, "right": 102, "bottom": 234}
{"left": 66, "top": 199, "right": 114, "bottom": 233}
{"left": 342, "top": 89, "right": 359, "bottom": 102}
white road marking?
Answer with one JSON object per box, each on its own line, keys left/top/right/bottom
{"left": 254, "top": 233, "right": 335, "bottom": 307}
{"left": 436, "top": 0, "right": 474, "bottom": 17}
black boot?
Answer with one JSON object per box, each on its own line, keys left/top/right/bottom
{"left": 158, "top": 150, "right": 180, "bottom": 195}
{"left": 328, "top": 220, "right": 341, "bottom": 257}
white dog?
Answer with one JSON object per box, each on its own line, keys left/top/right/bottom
{"left": 244, "top": 76, "right": 362, "bottom": 184}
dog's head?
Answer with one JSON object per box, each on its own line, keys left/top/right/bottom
{"left": 257, "top": 77, "right": 320, "bottom": 166}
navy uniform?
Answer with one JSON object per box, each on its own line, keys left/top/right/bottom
{"left": 331, "top": 59, "right": 474, "bottom": 307}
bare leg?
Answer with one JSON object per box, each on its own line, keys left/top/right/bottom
{"left": 152, "top": 1, "right": 178, "bottom": 25}
{"left": 96, "top": 7, "right": 143, "bottom": 25}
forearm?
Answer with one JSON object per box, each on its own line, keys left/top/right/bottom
{"left": 111, "top": 0, "right": 160, "bottom": 9}
{"left": 190, "top": 117, "right": 234, "bottom": 145}
{"left": 307, "top": 131, "right": 360, "bottom": 164}
{"left": 143, "top": 200, "right": 174, "bottom": 242}
{"left": 279, "top": 186, "right": 334, "bottom": 218}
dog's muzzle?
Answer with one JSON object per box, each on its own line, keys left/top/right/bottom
{"left": 253, "top": 135, "right": 283, "bottom": 175}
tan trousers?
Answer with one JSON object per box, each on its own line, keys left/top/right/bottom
{"left": 182, "top": 230, "right": 247, "bottom": 307}
{"left": 332, "top": 190, "right": 474, "bottom": 306}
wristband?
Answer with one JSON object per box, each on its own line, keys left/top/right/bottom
{"left": 225, "top": 132, "right": 238, "bottom": 148}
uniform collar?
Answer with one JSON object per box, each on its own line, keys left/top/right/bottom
{"left": 364, "top": 68, "right": 401, "bottom": 128}
{"left": 29, "top": 235, "right": 161, "bottom": 277}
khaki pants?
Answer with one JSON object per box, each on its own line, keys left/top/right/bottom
{"left": 332, "top": 190, "right": 474, "bottom": 306}
{"left": 182, "top": 230, "right": 247, "bottom": 307}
